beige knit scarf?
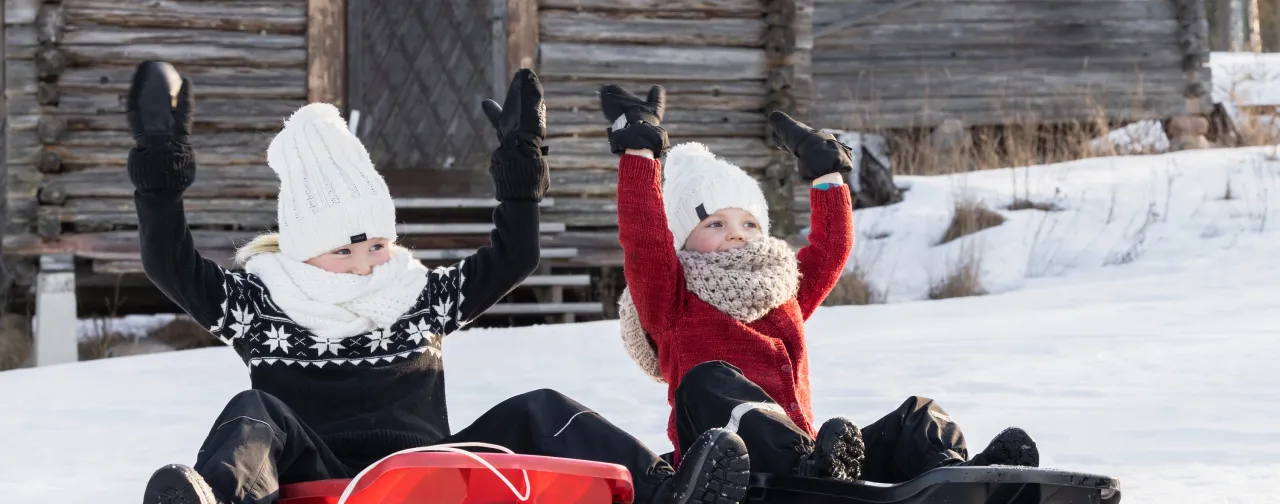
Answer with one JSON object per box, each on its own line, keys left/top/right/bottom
{"left": 618, "top": 237, "right": 800, "bottom": 382}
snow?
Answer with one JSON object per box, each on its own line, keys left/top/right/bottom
{"left": 2, "top": 147, "right": 1279, "bottom": 504}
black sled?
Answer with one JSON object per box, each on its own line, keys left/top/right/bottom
{"left": 745, "top": 466, "right": 1120, "bottom": 504}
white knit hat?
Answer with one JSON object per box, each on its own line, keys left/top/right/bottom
{"left": 266, "top": 103, "right": 398, "bottom": 262}
{"left": 661, "top": 142, "right": 770, "bottom": 249}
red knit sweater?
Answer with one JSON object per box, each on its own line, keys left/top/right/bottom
{"left": 616, "top": 154, "right": 855, "bottom": 454}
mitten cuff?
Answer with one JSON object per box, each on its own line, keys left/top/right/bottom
{"left": 607, "top": 122, "right": 669, "bottom": 158}
{"left": 490, "top": 146, "right": 549, "bottom": 202}
{"left": 127, "top": 136, "right": 197, "bottom": 193}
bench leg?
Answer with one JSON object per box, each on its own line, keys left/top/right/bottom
{"left": 34, "top": 254, "right": 77, "bottom": 366}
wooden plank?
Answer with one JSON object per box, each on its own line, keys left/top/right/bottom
{"left": 60, "top": 65, "right": 306, "bottom": 99}
{"left": 42, "top": 165, "right": 279, "bottom": 200}
{"left": 816, "top": 66, "right": 1185, "bottom": 102}
{"left": 63, "top": 0, "right": 307, "bottom": 34}
{"left": 814, "top": 0, "right": 1178, "bottom": 24}
{"left": 812, "top": 92, "right": 1190, "bottom": 130}
{"left": 5, "top": 0, "right": 40, "bottom": 25}
{"left": 815, "top": 20, "right": 1181, "bottom": 48}
{"left": 5, "top": 24, "right": 35, "bottom": 59}
{"left": 546, "top": 136, "right": 769, "bottom": 155}
{"left": 63, "top": 43, "right": 306, "bottom": 68}
{"left": 307, "top": 0, "right": 346, "bottom": 108}
{"left": 507, "top": 0, "right": 539, "bottom": 77}
{"left": 547, "top": 108, "right": 766, "bottom": 137}
{"left": 3, "top": 230, "right": 260, "bottom": 259}
{"left": 538, "top": 0, "right": 766, "bottom": 16}
{"left": 59, "top": 112, "right": 288, "bottom": 133}
{"left": 394, "top": 197, "right": 557, "bottom": 209}
{"left": 482, "top": 302, "right": 603, "bottom": 315}
{"left": 542, "top": 78, "right": 767, "bottom": 111}
{"left": 47, "top": 143, "right": 270, "bottom": 169}
{"left": 520, "top": 274, "right": 591, "bottom": 287}
{"left": 812, "top": 50, "right": 1185, "bottom": 71}
{"left": 61, "top": 25, "right": 302, "bottom": 48}
{"left": 540, "top": 10, "right": 765, "bottom": 47}
{"left": 397, "top": 222, "right": 567, "bottom": 234}
{"left": 413, "top": 248, "right": 579, "bottom": 261}
{"left": 539, "top": 42, "right": 768, "bottom": 81}
{"left": 812, "top": 0, "right": 922, "bottom": 39}
{"left": 53, "top": 94, "right": 300, "bottom": 121}
{"left": 52, "top": 197, "right": 278, "bottom": 231}
{"left": 6, "top": 59, "right": 35, "bottom": 94}
{"left": 7, "top": 127, "right": 40, "bottom": 165}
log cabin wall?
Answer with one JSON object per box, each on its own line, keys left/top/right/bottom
{"left": 809, "top": 0, "right": 1213, "bottom": 131}
{"left": 11, "top": 0, "right": 307, "bottom": 278}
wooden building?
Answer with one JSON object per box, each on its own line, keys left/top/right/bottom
{"left": 0, "top": 0, "right": 1211, "bottom": 350}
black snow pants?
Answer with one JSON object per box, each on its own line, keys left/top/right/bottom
{"left": 673, "top": 361, "right": 969, "bottom": 483}
{"left": 194, "top": 389, "right": 675, "bottom": 504}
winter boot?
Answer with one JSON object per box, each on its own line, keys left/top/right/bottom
{"left": 142, "top": 464, "right": 223, "bottom": 504}
{"left": 959, "top": 427, "right": 1039, "bottom": 467}
{"left": 794, "top": 417, "right": 865, "bottom": 482}
{"left": 653, "top": 428, "right": 750, "bottom": 504}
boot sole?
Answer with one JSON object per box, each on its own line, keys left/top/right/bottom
{"left": 976, "top": 428, "right": 1040, "bottom": 467}
{"left": 143, "top": 464, "right": 218, "bottom": 504}
{"left": 671, "top": 430, "right": 751, "bottom": 504}
{"left": 813, "top": 418, "right": 866, "bottom": 482}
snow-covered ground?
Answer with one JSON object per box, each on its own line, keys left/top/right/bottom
{"left": 2, "top": 147, "right": 1278, "bottom": 504}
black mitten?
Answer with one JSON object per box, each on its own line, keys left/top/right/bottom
{"left": 769, "top": 111, "right": 854, "bottom": 182}
{"left": 126, "top": 60, "right": 197, "bottom": 192}
{"left": 598, "top": 84, "right": 668, "bottom": 157}
{"left": 481, "top": 68, "right": 550, "bottom": 201}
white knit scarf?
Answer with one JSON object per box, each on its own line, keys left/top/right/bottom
{"left": 618, "top": 237, "right": 800, "bottom": 382}
{"left": 244, "top": 245, "right": 430, "bottom": 340}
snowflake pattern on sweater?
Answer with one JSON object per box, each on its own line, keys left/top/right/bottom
{"left": 206, "top": 263, "right": 467, "bottom": 369}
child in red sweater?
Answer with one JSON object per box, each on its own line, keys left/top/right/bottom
{"left": 599, "top": 85, "right": 1041, "bottom": 485}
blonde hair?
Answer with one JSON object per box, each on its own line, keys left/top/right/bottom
{"left": 234, "top": 233, "right": 281, "bottom": 266}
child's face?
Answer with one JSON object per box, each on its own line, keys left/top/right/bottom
{"left": 683, "top": 208, "right": 763, "bottom": 253}
{"left": 305, "top": 238, "right": 392, "bottom": 275}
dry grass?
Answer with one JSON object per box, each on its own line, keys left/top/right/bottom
{"left": 928, "top": 250, "right": 987, "bottom": 300}
{"left": 1006, "top": 198, "right": 1062, "bottom": 212}
{"left": 939, "top": 198, "right": 1007, "bottom": 245}
{"left": 147, "top": 317, "right": 220, "bottom": 350}
{"left": 822, "top": 267, "right": 885, "bottom": 306}
{"left": 0, "top": 315, "right": 32, "bottom": 371}
{"left": 879, "top": 118, "right": 1107, "bottom": 177}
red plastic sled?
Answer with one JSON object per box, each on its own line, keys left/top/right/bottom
{"left": 278, "top": 452, "right": 634, "bottom": 504}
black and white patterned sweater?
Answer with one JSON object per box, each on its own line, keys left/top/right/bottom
{"left": 133, "top": 164, "right": 543, "bottom": 462}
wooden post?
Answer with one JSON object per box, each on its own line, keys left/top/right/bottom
{"left": 762, "top": 0, "right": 814, "bottom": 239}
{"left": 1246, "top": 0, "right": 1263, "bottom": 51}
{"left": 34, "top": 254, "right": 77, "bottom": 366}
{"left": 0, "top": 0, "right": 9, "bottom": 305}
{"left": 505, "top": 0, "right": 539, "bottom": 80}
{"left": 307, "top": 0, "right": 347, "bottom": 109}
{"left": 1176, "top": 0, "right": 1213, "bottom": 116}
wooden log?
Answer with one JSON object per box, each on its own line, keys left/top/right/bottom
{"left": 36, "top": 115, "right": 65, "bottom": 144}
{"left": 60, "top": 65, "right": 307, "bottom": 99}
{"left": 53, "top": 197, "right": 278, "bottom": 231}
{"left": 813, "top": 0, "right": 1177, "bottom": 25}
{"left": 61, "top": 26, "right": 303, "bottom": 49}
{"left": 812, "top": 92, "right": 1190, "bottom": 130}
{"left": 35, "top": 46, "right": 64, "bottom": 78}
{"left": 762, "top": 0, "right": 811, "bottom": 239}
{"left": 37, "top": 208, "right": 61, "bottom": 237}
{"left": 3, "top": 230, "right": 261, "bottom": 259}
{"left": 540, "top": 10, "right": 766, "bottom": 47}
{"left": 59, "top": 130, "right": 275, "bottom": 150}
{"left": 812, "top": 50, "right": 1185, "bottom": 73}
{"left": 6, "top": 61, "right": 37, "bottom": 98}
{"left": 35, "top": 3, "right": 64, "bottom": 45}
{"left": 814, "top": 20, "right": 1182, "bottom": 48}
{"left": 60, "top": 113, "right": 286, "bottom": 133}
{"left": 815, "top": 67, "right": 1184, "bottom": 103}
{"left": 53, "top": 94, "right": 300, "bottom": 121}
{"left": 1174, "top": 0, "right": 1212, "bottom": 112}
{"left": 40, "top": 165, "right": 279, "bottom": 200}
{"left": 8, "top": 127, "right": 42, "bottom": 165}
{"left": 6, "top": 24, "right": 37, "bottom": 60}
{"left": 539, "top": 42, "right": 768, "bottom": 81}
{"left": 37, "top": 151, "right": 62, "bottom": 174}
{"left": 546, "top": 135, "right": 770, "bottom": 156}
{"left": 36, "top": 82, "right": 59, "bottom": 105}
{"left": 538, "top": 0, "right": 766, "bottom": 16}
{"left": 63, "top": 0, "right": 307, "bottom": 35}
{"left": 542, "top": 79, "right": 767, "bottom": 111}
{"left": 63, "top": 43, "right": 306, "bottom": 68}
{"left": 6, "top": 0, "right": 39, "bottom": 25}
{"left": 547, "top": 108, "right": 766, "bottom": 137}
{"left": 508, "top": 0, "right": 539, "bottom": 77}
{"left": 47, "top": 143, "right": 270, "bottom": 169}
{"left": 307, "top": 0, "right": 346, "bottom": 108}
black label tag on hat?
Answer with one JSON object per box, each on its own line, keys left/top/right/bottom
{"left": 350, "top": 233, "right": 367, "bottom": 244}
{"left": 695, "top": 204, "right": 710, "bottom": 221}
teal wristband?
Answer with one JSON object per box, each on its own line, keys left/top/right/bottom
{"left": 813, "top": 183, "right": 840, "bottom": 191}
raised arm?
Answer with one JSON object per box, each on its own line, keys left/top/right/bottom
{"left": 128, "top": 62, "right": 237, "bottom": 334}
{"left": 769, "top": 111, "right": 857, "bottom": 319}
{"left": 601, "top": 84, "right": 684, "bottom": 333}
{"left": 451, "top": 69, "right": 549, "bottom": 324}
